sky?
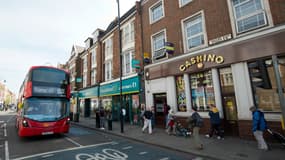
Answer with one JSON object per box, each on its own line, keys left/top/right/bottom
{"left": 0, "top": 0, "right": 138, "bottom": 95}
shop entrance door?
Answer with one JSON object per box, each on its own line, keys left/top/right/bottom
{"left": 153, "top": 93, "right": 167, "bottom": 128}
{"left": 222, "top": 95, "right": 239, "bottom": 136}
{"left": 219, "top": 67, "right": 239, "bottom": 136}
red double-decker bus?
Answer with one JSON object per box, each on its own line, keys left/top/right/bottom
{"left": 16, "top": 66, "right": 71, "bottom": 137}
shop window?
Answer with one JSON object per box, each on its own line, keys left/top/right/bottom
{"left": 248, "top": 59, "right": 283, "bottom": 112}
{"left": 175, "top": 76, "right": 187, "bottom": 112}
{"left": 190, "top": 70, "right": 215, "bottom": 111}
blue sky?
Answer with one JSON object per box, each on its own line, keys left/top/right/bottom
{"left": 0, "top": 0, "right": 137, "bottom": 95}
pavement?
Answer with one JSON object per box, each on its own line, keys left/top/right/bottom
{"left": 71, "top": 116, "right": 285, "bottom": 160}
{"left": 1, "top": 110, "right": 284, "bottom": 160}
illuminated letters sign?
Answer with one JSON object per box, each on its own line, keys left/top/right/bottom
{"left": 179, "top": 54, "right": 224, "bottom": 72}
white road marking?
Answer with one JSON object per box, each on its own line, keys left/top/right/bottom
{"left": 65, "top": 137, "right": 82, "bottom": 147}
{"left": 4, "top": 123, "right": 7, "bottom": 137}
{"left": 122, "top": 146, "right": 133, "bottom": 150}
{"left": 139, "top": 151, "right": 148, "bottom": 155}
{"left": 0, "top": 121, "right": 4, "bottom": 123}
{"left": 13, "top": 141, "right": 116, "bottom": 160}
{"left": 6, "top": 116, "right": 15, "bottom": 123}
{"left": 5, "top": 141, "right": 9, "bottom": 160}
{"left": 159, "top": 158, "right": 169, "bottom": 160}
{"left": 41, "top": 154, "right": 54, "bottom": 158}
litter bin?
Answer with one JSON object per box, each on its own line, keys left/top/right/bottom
{"left": 74, "top": 113, "right": 79, "bottom": 122}
{"left": 108, "top": 119, "right": 112, "bottom": 130}
{"left": 69, "top": 112, "right": 73, "bottom": 121}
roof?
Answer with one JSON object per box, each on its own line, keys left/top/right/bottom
{"left": 101, "top": 5, "right": 136, "bottom": 38}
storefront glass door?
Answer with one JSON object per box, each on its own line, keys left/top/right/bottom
{"left": 219, "top": 67, "right": 239, "bottom": 136}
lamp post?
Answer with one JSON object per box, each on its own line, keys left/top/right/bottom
{"left": 116, "top": 0, "right": 124, "bottom": 133}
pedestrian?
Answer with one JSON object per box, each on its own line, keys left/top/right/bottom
{"left": 163, "top": 103, "right": 170, "bottom": 128}
{"left": 151, "top": 106, "right": 155, "bottom": 130}
{"left": 142, "top": 106, "right": 153, "bottom": 134}
{"left": 166, "top": 109, "right": 175, "bottom": 135}
{"left": 189, "top": 106, "right": 204, "bottom": 150}
{"left": 99, "top": 106, "right": 105, "bottom": 130}
{"left": 140, "top": 104, "right": 146, "bottom": 126}
{"left": 205, "top": 104, "right": 224, "bottom": 139}
{"left": 250, "top": 106, "right": 269, "bottom": 150}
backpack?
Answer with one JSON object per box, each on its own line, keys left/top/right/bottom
{"left": 192, "top": 112, "right": 204, "bottom": 127}
{"left": 196, "top": 115, "right": 204, "bottom": 127}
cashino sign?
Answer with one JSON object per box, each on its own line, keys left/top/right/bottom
{"left": 179, "top": 54, "right": 224, "bottom": 72}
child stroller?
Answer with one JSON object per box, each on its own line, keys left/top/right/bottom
{"left": 175, "top": 121, "right": 191, "bottom": 137}
{"left": 267, "top": 128, "right": 285, "bottom": 147}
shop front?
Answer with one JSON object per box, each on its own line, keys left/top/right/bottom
{"left": 144, "top": 26, "right": 285, "bottom": 137}
{"left": 100, "top": 75, "right": 140, "bottom": 124}
{"left": 78, "top": 86, "right": 99, "bottom": 118}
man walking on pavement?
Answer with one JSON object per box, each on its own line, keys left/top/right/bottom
{"left": 142, "top": 106, "right": 153, "bottom": 134}
{"left": 250, "top": 105, "right": 268, "bottom": 150}
{"left": 189, "top": 106, "right": 203, "bottom": 150}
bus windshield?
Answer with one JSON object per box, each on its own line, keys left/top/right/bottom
{"left": 23, "top": 98, "right": 69, "bottom": 122}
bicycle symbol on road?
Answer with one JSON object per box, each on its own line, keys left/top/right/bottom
{"left": 75, "top": 148, "right": 128, "bottom": 160}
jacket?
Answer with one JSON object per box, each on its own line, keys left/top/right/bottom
{"left": 252, "top": 110, "right": 267, "bottom": 132}
{"left": 209, "top": 107, "right": 221, "bottom": 124}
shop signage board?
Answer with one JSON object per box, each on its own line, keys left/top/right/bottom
{"left": 100, "top": 76, "right": 140, "bottom": 96}
{"left": 78, "top": 87, "right": 99, "bottom": 98}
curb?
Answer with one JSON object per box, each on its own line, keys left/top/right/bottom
{"left": 71, "top": 122, "right": 223, "bottom": 160}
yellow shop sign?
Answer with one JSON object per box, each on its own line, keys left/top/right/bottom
{"left": 179, "top": 54, "right": 224, "bottom": 71}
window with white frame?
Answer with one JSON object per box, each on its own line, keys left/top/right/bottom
{"left": 183, "top": 14, "right": 205, "bottom": 50}
{"left": 91, "top": 69, "right": 96, "bottom": 85}
{"left": 91, "top": 48, "right": 97, "bottom": 68}
{"left": 83, "top": 55, "right": 87, "bottom": 73}
{"left": 122, "top": 21, "right": 135, "bottom": 49}
{"left": 152, "top": 30, "right": 166, "bottom": 61}
{"left": 122, "top": 50, "right": 135, "bottom": 76}
{"left": 150, "top": 0, "right": 164, "bottom": 24}
{"left": 231, "top": 0, "right": 267, "bottom": 34}
{"left": 83, "top": 72, "right": 87, "bottom": 88}
{"left": 105, "top": 61, "right": 112, "bottom": 81}
{"left": 179, "top": 0, "right": 192, "bottom": 7}
{"left": 104, "top": 37, "right": 113, "bottom": 60}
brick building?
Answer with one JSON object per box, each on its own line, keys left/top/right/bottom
{"left": 141, "top": 0, "right": 285, "bottom": 138}
{"left": 66, "top": 0, "right": 285, "bottom": 138}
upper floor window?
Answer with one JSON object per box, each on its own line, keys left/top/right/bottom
{"left": 91, "top": 48, "right": 97, "bottom": 68}
{"left": 152, "top": 30, "right": 166, "bottom": 61}
{"left": 83, "top": 72, "right": 87, "bottom": 88}
{"left": 122, "top": 50, "right": 135, "bottom": 76}
{"left": 183, "top": 13, "right": 205, "bottom": 51}
{"left": 91, "top": 69, "right": 96, "bottom": 85}
{"left": 149, "top": 0, "right": 164, "bottom": 24}
{"left": 83, "top": 55, "right": 87, "bottom": 73}
{"left": 231, "top": 0, "right": 268, "bottom": 34}
{"left": 105, "top": 60, "right": 112, "bottom": 81}
{"left": 179, "top": 0, "right": 192, "bottom": 7}
{"left": 104, "top": 37, "right": 113, "bottom": 60}
{"left": 122, "top": 20, "right": 135, "bottom": 50}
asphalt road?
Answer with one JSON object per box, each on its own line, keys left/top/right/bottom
{"left": 0, "top": 113, "right": 208, "bottom": 160}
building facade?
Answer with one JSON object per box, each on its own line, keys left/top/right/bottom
{"left": 141, "top": 0, "right": 285, "bottom": 138}
{"left": 69, "top": 3, "right": 144, "bottom": 124}
{"left": 66, "top": 0, "right": 285, "bottom": 138}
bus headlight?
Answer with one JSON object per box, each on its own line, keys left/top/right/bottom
{"left": 22, "top": 120, "right": 29, "bottom": 127}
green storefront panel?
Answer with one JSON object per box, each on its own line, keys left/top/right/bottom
{"left": 78, "top": 87, "right": 99, "bottom": 98}
{"left": 100, "top": 76, "right": 140, "bottom": 96}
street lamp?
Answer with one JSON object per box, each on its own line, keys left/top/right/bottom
{"left": 116, "top": 0, "right": 124, "bottom": 133}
